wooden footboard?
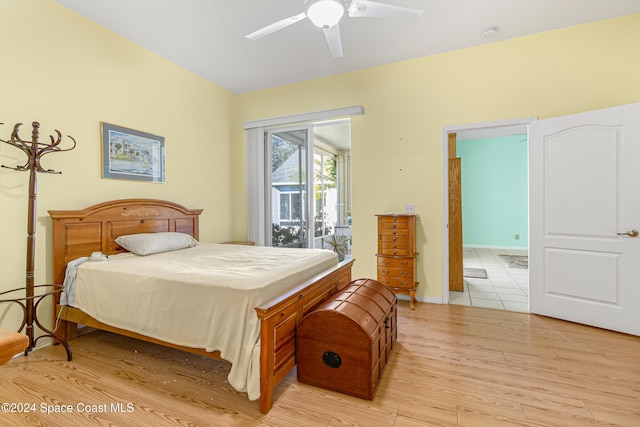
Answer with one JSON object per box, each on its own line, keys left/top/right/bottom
{"left": 49, "top": 199, "right": 354, "bottom": 413}
{"left": 256, "top": 258, "right": 353, "bottom": 413}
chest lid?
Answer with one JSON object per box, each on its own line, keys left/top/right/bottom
{"left": 297, "top": 279, "right": 396, "bottom": 348}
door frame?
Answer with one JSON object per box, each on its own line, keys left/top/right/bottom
{"left": 441, "top": 117, "right": 535, "bottom": 303}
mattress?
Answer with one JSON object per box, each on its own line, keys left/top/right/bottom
{"left": 70, "top": 243, "right": 338, "bottom": 400}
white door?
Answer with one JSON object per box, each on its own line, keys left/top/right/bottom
{"left": 530, "top": 103, "right": 640, "bottom": 335}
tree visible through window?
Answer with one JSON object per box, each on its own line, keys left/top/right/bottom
{"left": 314, "top": 152, "right": 337, "bottom": 239}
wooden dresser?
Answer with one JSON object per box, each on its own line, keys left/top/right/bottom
{"left": 376, "top": 214, "right": 419, "bottom": 309}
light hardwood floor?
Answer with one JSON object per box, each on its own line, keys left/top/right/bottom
{"left": 1, "top": 302, "right": 639, "bottom": 426}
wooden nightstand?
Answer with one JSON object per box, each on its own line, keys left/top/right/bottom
{"left": 0, "top": 328, "right": 28, "bottom": 365}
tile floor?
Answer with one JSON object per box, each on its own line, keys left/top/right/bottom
{"left": 449, "top": 247, "right": 529, "bottom": 313}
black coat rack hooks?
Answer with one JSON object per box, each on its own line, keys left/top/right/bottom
{"left": 0, "top": 121, "right": 76, "bottom": 360}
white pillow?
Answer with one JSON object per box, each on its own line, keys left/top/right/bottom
{"left": 115, "top": 232, "right": 198, "bottom": 256}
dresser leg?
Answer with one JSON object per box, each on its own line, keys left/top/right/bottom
{"left": 409, "top": 290, "right": 416, "bottom": 310}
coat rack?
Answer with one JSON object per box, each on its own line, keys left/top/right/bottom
{"left": 0, "top": 121, "right": 75, "bottom": 360}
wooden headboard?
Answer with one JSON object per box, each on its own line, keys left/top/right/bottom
{"left": 49, "top": 199, "right": 203, "bottom": 287}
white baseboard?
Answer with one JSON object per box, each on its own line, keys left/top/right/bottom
{"left": 464, "top": 244, "right": 528, "bottom": 251}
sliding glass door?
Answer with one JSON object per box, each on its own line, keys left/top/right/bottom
{"left": 266, "top": 127, "right": 313, "bottom": 248}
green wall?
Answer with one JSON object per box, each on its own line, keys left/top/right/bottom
{"left": 457, "top": 135, "right": 528, "bottom": 248}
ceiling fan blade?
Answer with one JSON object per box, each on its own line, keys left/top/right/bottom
{"left": 348, "top": 0, "right": 423, "bottom": 19}
{"left": 246, "top": 12, "right": 307, "bottom": 41}
{"left": 323, "top": 24, "right": 343, "bottom": 58}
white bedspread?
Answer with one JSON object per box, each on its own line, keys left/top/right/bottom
{"left": 73, "top": 243, "right": 338, "bottom": 400}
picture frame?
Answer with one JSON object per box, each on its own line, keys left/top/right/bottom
{"left": 101, "top": 122, "right": 165, "bottom": 183}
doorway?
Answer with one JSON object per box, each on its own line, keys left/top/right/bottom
{"left": 265, "top": 120, "right": 352, "bottom": 251}
{"left": 267, "top": 128, "right": 311, "bottom": 248}
{"left": 443, "top": 118, "right": 534, "bottom": 312}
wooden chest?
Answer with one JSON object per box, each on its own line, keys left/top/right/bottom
{"left": 376, "top": 214, "right": 419, "bottom": 309}
{"left": 296, "top": 279, "right": 397, "bottom": 400}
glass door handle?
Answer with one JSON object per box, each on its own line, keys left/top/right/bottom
{"left": 617, "top": 229, "right": 639, "bottom": 237}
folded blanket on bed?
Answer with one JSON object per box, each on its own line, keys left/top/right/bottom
{"left": 61, "top": 256, "right": 88, "bottom": 306}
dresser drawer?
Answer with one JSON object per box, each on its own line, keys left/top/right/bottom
{"left": 379, "top": 234, "right": 408, "bottom": 243}
{"left": 378, "top": 277, "right": 415, "bottom": 290}
{"left": 379, "top": 229, "right": 409, "bottom": 240}
{"left": 377, "top": 266, "right": 413, "bottom": 279}
{"left": 377, "top": 257, "right": 414, "bottom": 268}
{"left": 379, "top": 245, "right": 411, "bottom": 256}
{"left": 378, "top": 216, "right": 411, "bottom": 226}
{"left": 379, "top": 227, "right": 409, "bottom": 238}
{"left": 379, "top": 221, "right": 409, "bottom": 231}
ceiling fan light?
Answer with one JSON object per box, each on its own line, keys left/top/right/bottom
{"left": 306, "top": 0, "right": 345, "bottom": 29}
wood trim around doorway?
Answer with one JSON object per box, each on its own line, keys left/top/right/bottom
{"left": 448, "top": 133, "right": 464, "bottom": 292}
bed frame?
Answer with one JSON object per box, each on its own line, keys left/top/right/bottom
{"left": 49, "top": 198, "right": 354, "bottom": 413}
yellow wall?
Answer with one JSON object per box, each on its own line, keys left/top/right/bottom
{"left": 0, "top": 1, "right": 234, "bottom": 332}
{"left": 2, "top": 0, "right": 639, "bottom": 335}
{"left": 233, "top": 14, "right": 640, "bottom": 301}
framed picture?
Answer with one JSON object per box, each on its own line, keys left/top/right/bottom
{"left": 101, "top": 122, "right": 165, "bottom": 183}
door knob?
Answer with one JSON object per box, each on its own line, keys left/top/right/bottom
{"left": 617, "top": 229, "right": 639, "bottom": 238}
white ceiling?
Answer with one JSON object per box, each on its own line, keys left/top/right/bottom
{"left": 315, "top": 121, "right": 352, "bottom": 151}
{"left": 53, "top": 0, "right": 640, "bottom": 94}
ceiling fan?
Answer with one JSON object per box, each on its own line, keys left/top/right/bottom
{"left": 246, "top": 0, "right": 423, "bottom": 58}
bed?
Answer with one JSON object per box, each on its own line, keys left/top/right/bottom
{"left": 49, "top": 199, "right": 354, "bottom": 413}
